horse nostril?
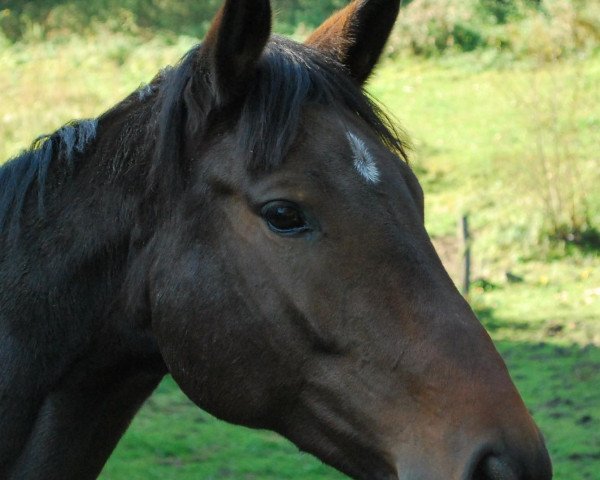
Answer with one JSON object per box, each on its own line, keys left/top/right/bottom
{"left": 471, "top": 454, "right": 518, "bottom": 480}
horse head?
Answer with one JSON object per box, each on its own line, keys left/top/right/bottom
{"left": 141, "top": 1, "right": 552, "bottom": 478}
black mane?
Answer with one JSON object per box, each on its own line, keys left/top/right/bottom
{"left": 0, "top": 35, "right": 407, "bottom": 235}
{"left": 0, "top": 120, "right": 97, "bottom": 232}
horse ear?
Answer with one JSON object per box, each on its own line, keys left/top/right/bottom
{"left": 306, "top": 0, "right": 400, "bottom": 85}
{"left": 201, "top": 0, "right": 272, "bottom": 103}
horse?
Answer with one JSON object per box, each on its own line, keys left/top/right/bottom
{"left": 0, "top": 0, "right": 552, "bottom": 479}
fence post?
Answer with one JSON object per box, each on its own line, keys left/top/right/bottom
{"left": 459, "top": 214, "right": 471, "bottom": 295}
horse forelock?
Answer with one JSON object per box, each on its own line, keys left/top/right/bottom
{"left": 240, "top": 36, "right": 407, "bottom": 170}
{"left": 150, "top": 36, "right": 407, "bottom": 177}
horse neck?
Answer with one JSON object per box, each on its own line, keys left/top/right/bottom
{"left": 0, "top": 99, "right": 167, "bottom": 479}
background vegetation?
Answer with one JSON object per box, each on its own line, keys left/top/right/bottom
{"left": 1, "top": 0, "right": 598, "bottom": 479}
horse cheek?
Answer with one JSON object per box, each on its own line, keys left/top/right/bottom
{"left": 149, "top": 247, "right": 278, "bottom": 427}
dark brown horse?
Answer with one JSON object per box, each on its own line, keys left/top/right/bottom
{"left": 0, "top": 1, "right": 552, "bottom": 479}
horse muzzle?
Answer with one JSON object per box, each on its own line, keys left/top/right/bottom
{"left": 467, "top": 440, "right": 553, "bottom": 480}
{"left": 392, "top": 434, "right": 552, "bottom": 480}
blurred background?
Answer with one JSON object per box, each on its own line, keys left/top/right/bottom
{"left": 0, "top": 0, "right": 598, "bottom": 478}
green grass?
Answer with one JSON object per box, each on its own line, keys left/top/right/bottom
{"left": 1, "top": 34, "right": 599, "bottom": 479}
{"left": 100, "top": 377, "right": 345, "bottom": 480}
{"left": 471, "top": 259, "right": 600, "bottom": 480}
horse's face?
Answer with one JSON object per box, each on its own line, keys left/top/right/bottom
{"left": 149, "top": 1, "right": 552, "bottom": 479}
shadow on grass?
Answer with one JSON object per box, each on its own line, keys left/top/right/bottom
{"left": 472, "top": 305, "right": 600, "bottom": 480}
{"left": 474, "top": 305, "right": 533, "bottom": 333}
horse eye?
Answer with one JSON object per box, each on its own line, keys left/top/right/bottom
{"left": 261, "top": 201, "right": 310, "bottom": 236}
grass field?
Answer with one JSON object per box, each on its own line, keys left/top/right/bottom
{"left": 1, "top": 34, "right": 599, "bottom": 479}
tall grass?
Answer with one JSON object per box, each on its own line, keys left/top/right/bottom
{"left": 388, "top": 0, "right": 600, "bottom": 58}
{"left": 0, "top": 0, "right": 347, "bottom": 42}
{"left": 494, "top": 59, "right": 599, "bottom": 249}
{"left": 2, "top": 0, "right": 600, "bottom": 56}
